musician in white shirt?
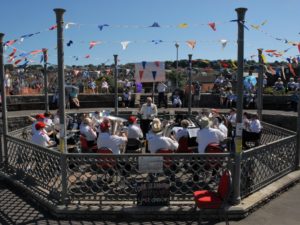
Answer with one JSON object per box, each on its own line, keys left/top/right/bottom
{"left": 127, "top": 116, "right": 143, "bottom": 140}
{"left": 80, "top": 118, "right": 97, "bottom": 147}
{"left": 31, "top": 122, "right": 52, "bottom": 147}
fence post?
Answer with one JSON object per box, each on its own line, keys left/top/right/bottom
{"left": 257, "top": 49, "right": 264, "bottom": 121}
{"left": 232, "top": 8, "right": 247, "bottom": 205}
{"left": 114, "top": 54, "right": 118, "bottom": 116}
{"left": 60, "top": 154, "right": 68, "bottom": 204}
{"left": 188, "top": 54, "right": 192, "bottom": 117}
{"left": 0, "top": 33, "right": 8, "bottom": 171}
{"left": 43, "top": 48, "right": 49, "bottom": 113}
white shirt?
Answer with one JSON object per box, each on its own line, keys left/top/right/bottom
{"left": 97, "top": 132, "right": 127, "bottom": 154}
{"left": 196, "top": 128, "right": 225, "bottom": 153}
{"left": 175, "top": 128, "right": 189, "bottom": 141}
{"left": 249, "top": 119, "right": 262, "bottom": 133}
{"left": 218, "top": 123, "right": 228, "bottom": 138}
{"left": 80, "top": 124, "right": 97, "bottom": 141}
{"left": 227, "top": 113, "right": 237, "bottom": 126}
{"left": 147, "top": 134, "right": 179, "bottom": 153}
{"left": 31, "top": 130, "right": 50, "bottom": 147}
{"left": 157, "top": 83, "right": 167, "bottom": 93}
{"left": 43, "top": 118, "right": 54, "bottom": 132}
{"left": 140, "top": 103, "right": 158, "bottom": 119}
{"left": 127, "top": 124, "right": 143, "bottom": 139}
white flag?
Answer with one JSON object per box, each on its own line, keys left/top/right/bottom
{"left": 121, "top": 41, "right": 131, "bottom": 50}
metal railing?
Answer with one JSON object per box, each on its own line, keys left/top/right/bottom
{"left": 0, "top": 121, "right": 297, "bottom": 208}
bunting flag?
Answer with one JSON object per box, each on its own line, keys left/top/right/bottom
{"left": 288, "top": 63, "right": 296, "bottom": 77}
{"left": 139, "top": 70, "right": 144, "bottom": 80}
{"left": 20, "top": 33, "right": 35, "bottom": 42}
{"left": 178, "top": 23, "right": 188, "bottom": 28}
{"left": 298, "top": 43, "right": 300, "bottom": 53}
{"left": 89, "top": 41, "right": 101, "bottom": 49}
{"left": 142, "top": 61, "right": 147, "bottom": 69}
{"left": 8, "top": 48, "right": 17, "bottom": 57}
{"left": 121, "top": 41, "right": 130, "bottom": 50}
{"left": 186, "top": 40, "right": 196, "bottom": 49}
{"left": 67, "top": 40, "right": 73, "bottom": 47}
{"left": 8, "top": 55, "right": 16, "bottom": 63}
{"left": 73, "top": 56, "right": 79, "bottom": 61}
{"left": 250, "top": 24, "right": 260, "bottom": 30}
{"left": 152, "top": 71, "right": 157, "bottom": 80}
{"left": 4, "top": 39, "right": 17, "bottom": 46}
{"left": 281, "top": 66, "right": 286, "bottom": 80}
{"left": 30, "top": 49, "right": 43, "bottom": 55}
{"left": 286, "top": 58, "right": 291, "bottom": 63}
{"left": 85, "top": 54, "right": 90, "bottom": 58}
{"left": 19, "top": 52, "right": 31, "bottom": 57}
{"left": 261, "top": 20, "right": 268, "bottom": 26}
{"left": 220, "top": 39, "right": 227, "bottom": 49}
{"left": 98, "top": 24, "right": 109, "bottom": 31}
{"left": 265, "top": 49, "right": 276, "bottom": 53}
{"left": 49, "top": 25, "right": 57, "bottom": 30}
{"left": 261, "top": 54, "right": 267, "bottom": 63}
{"left": 65, "top": 22, "right": 76, "bottom": 29}
{"left": 230, "top": 60, "right": 237, "bottom": 69}
{"left": 155, "top": 61, "right": 160, "bottom": 67}
{"left": 149, "top": 22, "right": 160, "bottom": 27}
{"left": 151, "top": 40, "right": 163, "bottom": 44}
{"left": 14, "top": 59, "right": 23, "bottom": 65}
{"left": 208, "top": 22, "right": 216, "bottom": 31}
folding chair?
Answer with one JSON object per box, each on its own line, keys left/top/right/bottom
{"left": 193, "top": 170, "right": 232, "bottom": 225}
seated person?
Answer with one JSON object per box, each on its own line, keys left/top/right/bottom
{"left": 174, "top": 119, "right": 190, "bottom": 141}
{"left": 242, "top": 113, "right": 262, "bottom": 148}
{"left": 273, "top": 78, "right": 284, "bottom": 91}
{"left": 172, "top": 91, "right": 182, "bottom": 108}
{"left": 196, "top": 117, "right": 225, "bottom": 153}
{"left": 127, "top": 116, "right": 143, "bottom": 140}
{"left": 147, "top": 118, "right": 178, "bottom": 153}
{"left": 287, "top": 77, "right": 297, "bottom": 91}
{"left": 80, "top": 118, "right": 97, "bottom": 147}
{"left": 31, "top": 122, "right": 54, "bottom": 147}
{"left": 97, "top": 119, "right": 128, "bottom": 154}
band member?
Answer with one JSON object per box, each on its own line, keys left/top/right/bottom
{"left": 139, "top": 97, "right": 158, "bottom": 137}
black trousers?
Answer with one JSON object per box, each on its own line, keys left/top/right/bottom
{"left": 140, "top": 119, "right": 152, "bottom": 138}
{"left": 158, "top": 92, "right": 167, "bottom": 107}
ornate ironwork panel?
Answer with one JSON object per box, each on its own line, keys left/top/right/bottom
{"left": 260, "top": 122, "right": 295, "bottom": 145}
{"left": 65, "top": 153, "right": 233, "bottom": 205}
{"left": 241, "top": 135, "right": 297, "bottom": 198}
{"left": 4, "top": 135, "right": 62, "bottom": 203}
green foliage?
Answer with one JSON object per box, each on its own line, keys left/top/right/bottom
{"left": 167, "top": 70, "right": 186, "bottom": 88}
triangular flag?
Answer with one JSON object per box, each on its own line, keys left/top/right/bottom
{"left": 14, "top": 59, "right": 23, "bottom": 65}
{"left": 139, "top": 70, "right": 144, "bottom": 80}
{"left": 4, "top": 39, "right": 17, "bottom": 46}
{"left": 208, "top": 22, "right": 216, "bottom": 31}
{"left": 220, "top": 39, "right": 227, "bottom": 49}
{"left": 49, "top": 25, "right": 57, "bottom": 30}
{"left": 178, "top": 23, "right": 188, "bottom": 28}
{"left": 151, "top": 40, "right": 163, "bottom": 44}
{"left": 281, "top": 66, "right": 286, "bottom": 80}
{"left": 288, "top": 63, "right": 296, "bottom": 77}
{"left": 19, "top": 52, "right": 30, "bottom": 57}
{"left": 98, "top": 24, "right": 109, "bottom": 31}
{"left": 261, "top": 54, "right": 267, "bottom": 64}
{"left": 85, "top": 54, "right": 90, "bottom": 58}
{"left": 149, "top": 22, "right": 160, "bottom": 28}
{"left": 65, "top": 22, "right": 76, "bottom": 29}
{"left": 265, "top": 50, "right": 276, "bottom": 53}
{"left": 230, "top": 60, "right": 237, "bottom": 69}
{"left": 186, "top": 40, "right": 196, "bottom": 49}
{"left": 121, "top": 41, "right": 130, "bottom": 50}
{"left": 30, "top": 49, "right": 43, "bottom": 55}
{"left": 261, "top": 20, "right": 268, "bottom": 26}
{"left": 250, "top": 24, "right": 260, "bottom": 30}
{"left": 154, "top": 61, "right": 160, "bottom": 67}
{"left": 142, "top": 61, "right": 147, "bottom": 69}
{"left": 89, "top": 41, "right": 101, "bottom": 49}
{"left": 152, "top": 71, "right": 157, "bottom": 80}
{"left": 8, "top": 56, "right": 16, "bottom": 63}
{"left": 67, "top": 40, "right": 73, "bottom": 47}
{"left": 8, "top": 48, "right": 16, "bottom": 57}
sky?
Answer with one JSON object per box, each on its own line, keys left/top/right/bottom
{"left": 0, "top": 0, "right": 299, "bottom": 66}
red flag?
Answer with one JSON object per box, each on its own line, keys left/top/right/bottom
{"left": 8, "top": 56, "right": 16, "bottom": 63}
{"left": 49, "top": 25, "right": 57, "bottom": 30}
{"left": 265, "top": 49, "right": 276, "bottom": 53}
{"left": 139, "top": 70, "right": 144, "bottom": 81}
{"left": 30, "top": 49, "right": 43, "bottom": 55}
{"left": 89, "top": 41, "right": 100, "bottom": 49}
{"left": 208, "top": 22, "right": 216, "bottom": 31}
{"left": 9, "top": 48, "right": 16, "bottom": 57}
{"left": 154, "top": 61, "right": 160, "bottom": 67}
{"left": 85, "top": 54, "right": 90, "bottom": 58}
{"left": 5, "top": 39, "right": 17, "bottom": 46}
{"left": 14, "top": 59, "right": 22, "bottom": 65}
{"left": 288, "top": 63, "right": 296, "bottom": 77}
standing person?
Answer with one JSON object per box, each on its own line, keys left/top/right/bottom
{"left": 184, "top": 82, "right": 195, "bottom": 107}
{"left": 157, "top": 81, "right": 168, "bottom": 108}
{"left": 101, "top": 78, "right": 109, "bottom": 93}
{"left": 139, "top": 97, "right": 158, "bottom": 137}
